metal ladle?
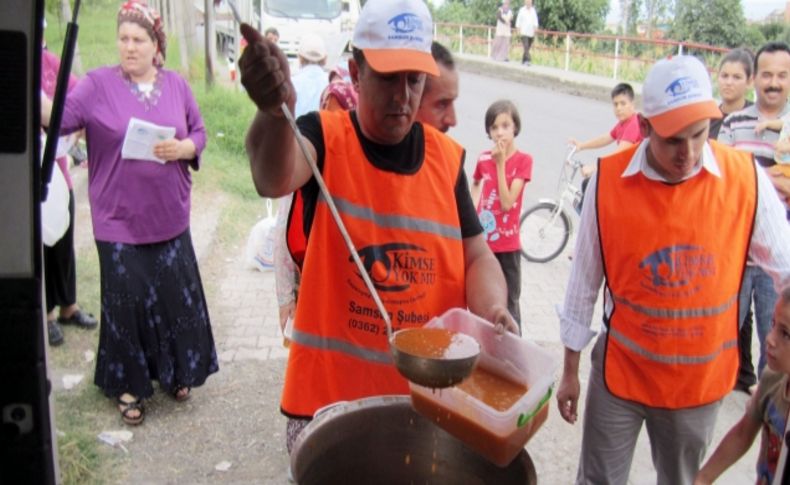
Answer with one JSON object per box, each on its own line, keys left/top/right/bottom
{"left": 279, "top": 103, "right": 479, "bottom": 388}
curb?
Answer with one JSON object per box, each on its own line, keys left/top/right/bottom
{"left": 455, "top": 54, "right": 644, "bottom": 104}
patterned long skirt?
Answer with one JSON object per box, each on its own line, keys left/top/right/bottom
{"left": 93, "top": 229, "right": 219, "bottom": 399}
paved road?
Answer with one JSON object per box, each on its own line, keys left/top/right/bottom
{"left": 207, "top": 57, "right": 760, "bottom": 483}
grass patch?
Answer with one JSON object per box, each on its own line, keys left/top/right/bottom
{"left": 191, "top": 84, "right": 266, "bottom": 245}
{"left": 45, "top": 0, "right": 188, "bottom": 76}
{"left": 55, "top": 387, "right": 124, "bottom": 485}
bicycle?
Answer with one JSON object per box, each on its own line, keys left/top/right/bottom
{"left": 519, "top": 146, "right": 585, "bottom": 263}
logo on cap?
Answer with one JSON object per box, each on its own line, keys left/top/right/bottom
{"left": 665, "top": 77, "right": 699, "bottom": 97}
{"left": 388, "top": 13, "right": 422, "bottom": 34}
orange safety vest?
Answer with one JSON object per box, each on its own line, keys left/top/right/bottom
{"left": 281, "top": 111, "right": 467, "bottom": 418}
{"left": 597, "top": 141, "right": 756, "bottom": 409}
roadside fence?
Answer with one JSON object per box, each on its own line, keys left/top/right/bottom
{"left": 434, "top": 22, "right": 729, "bottom": 84}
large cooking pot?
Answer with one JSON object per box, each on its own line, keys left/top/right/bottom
{"left": 290, "top": 395, "right": 537, "bottom": 485}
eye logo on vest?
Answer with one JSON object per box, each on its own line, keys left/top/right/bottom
{"left": 638, "top": 245, "right": 715, "bottom": 297}
{"left": 352, "top": 242, "right": 436, "bottom": 293}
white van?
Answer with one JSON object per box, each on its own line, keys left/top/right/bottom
{"left": 260, "top": 0, "right": 360, "bottom": 63}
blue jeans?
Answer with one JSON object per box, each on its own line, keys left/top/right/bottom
{"left": 738, "top": 265, "right": 778, "bottom": 376}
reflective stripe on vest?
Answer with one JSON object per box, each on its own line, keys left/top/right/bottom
{"left": 281, "top": 111, "right": 467, "bottom": 418}
{"left": 322, "top": 193, "right": 463, "bottom": 240}
{"left": 608, "top": 327, "right": 738, "bottom": 365}
{"left": 290, "top": 328, "right": 393, "bottom": 365}
{"left": 611, "top": 293, "right": 737, "bottom": 319}
{"left": 598, "top": 140, "right": 756, "bottom": 409}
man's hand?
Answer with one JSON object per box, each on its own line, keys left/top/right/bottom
{"left": 238, "top": 23, "right": 295, "bottom": 116}
{"left": 556, "top": 348, "right": 582, "bottom": 424}
{"left": 556, "top": 370, "right": 580, "bottom": 423}
{"left": 278, "top": 301, "right": 295, "bottom": 333}
{"left": 488, "top": 304, "right": 520, "bottom": 335}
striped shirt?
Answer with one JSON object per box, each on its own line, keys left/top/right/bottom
{"left": 559, "top": 140, "right": 790, "bottom": 352}
{"left": 717, "top": 103, "right": 790, "bottom": 167}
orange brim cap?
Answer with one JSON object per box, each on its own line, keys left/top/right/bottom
{"left": 362, "top": 48, "right": 439, "bottom": 76}
{"left": 647, "top": 100, "right": 722, "bottom": 137}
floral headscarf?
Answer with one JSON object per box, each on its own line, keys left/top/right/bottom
{"left": 117, "top": 0, "right": 167, "bottom": 66}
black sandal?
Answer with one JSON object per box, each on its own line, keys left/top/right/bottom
{"left": 116, "top": 395, "right": 144, "bottom": 426}
{"left": 173, "top": 386, "right": 191, "bottom": 402}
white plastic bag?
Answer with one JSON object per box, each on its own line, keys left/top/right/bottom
{"left": 244, "top": 199, "right": 276, "bottom": 271}
{"left": 40, "top": 132, "right": 70, "bottom": 247}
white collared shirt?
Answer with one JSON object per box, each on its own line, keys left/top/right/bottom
{"left": 559, "top": 140, "right": 790, "bottom": 352}
{"left": 516, "top": 6, "right": 539, "bottom": 37}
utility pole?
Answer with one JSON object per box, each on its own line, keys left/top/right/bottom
{"left": 204, "top": 0, "right": 215, "bottom": 87}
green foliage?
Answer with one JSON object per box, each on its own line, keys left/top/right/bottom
{"left": 537, "top": 0, "right": 609, "bottom": 33}
{"left": 625, "top": 0, "right": 641, "bottom": 35}
{"left": 759, "top": 21, "right": 786, "bottom": 41}
{"left": 435, "top": 0, "right": 609, "bottom": 34}
{"left": 45, "top": 0, "right": 188, "bottom": 76}
{"left": 671, "top": 0, "right": 747, "bottom": 48}
{"left": 744, "top": 24, "right": 768, "bottom": 51}
{"left": 193, "top": 85, "right": 259, "bottom": 200}
{"left": 434, "top": 0, "right": 474, "bottom": 24}
{"left": 467, "top": 0, "right": 502, "bottom": 26}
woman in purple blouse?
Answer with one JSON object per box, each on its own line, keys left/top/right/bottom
{"left": 55, "top": 0, "right": 218, "bottom": 425}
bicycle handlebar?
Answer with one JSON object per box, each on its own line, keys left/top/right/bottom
{"left": 564, "top": 145, "right": 583, "bottom": 169}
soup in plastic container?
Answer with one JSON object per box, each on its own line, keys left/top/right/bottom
{"left": 409, "top": 308, "right": 558, "bottom": 467}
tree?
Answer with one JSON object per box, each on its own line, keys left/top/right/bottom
{"left": 641, "top": 0, "right": 672, "bottom": 40}
{"left": 671, "top": 0, "right": 747, "bottom": 47}
{"left": 537, "top": 0, "right": 609, "bottom": 33}
{"left": 467, "top": 0, "right": 501, "bottom": 26}
{"left": 620, "top": 0, "right": 641, "bottom": 35}
{"left": 435, "top": 0, "right": 609, "bottom": 34}
{"left": 759, "top": 22, "right": 786, "bottom": 43}
{"left": 433, "top": 0, "right": 474, "bottom": 24}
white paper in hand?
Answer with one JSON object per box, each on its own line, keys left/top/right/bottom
{"left": 121, "top": 117, "right": 176, "bottom": 163}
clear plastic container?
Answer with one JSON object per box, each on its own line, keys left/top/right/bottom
{"left": 409, "top": 308, "right": 558, "bottom": 467}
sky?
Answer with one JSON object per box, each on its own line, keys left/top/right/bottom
{"left": 606, "top": 0, "right": 787, "bottom": 23}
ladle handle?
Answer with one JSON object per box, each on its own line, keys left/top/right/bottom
{"left": 280, "top": 103, "right": 393, "bottom": 338}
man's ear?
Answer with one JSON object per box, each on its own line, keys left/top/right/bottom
{"left": 349, "top": 59, "right": 361, "bottom": 92}
{"left": 638, "top": 114, "right": 651, "bottom": 137}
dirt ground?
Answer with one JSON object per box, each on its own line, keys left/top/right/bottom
{"left": 56, "top": 167, "right": 292, "bottom": 484}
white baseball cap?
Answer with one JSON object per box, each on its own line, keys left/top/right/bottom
{"left": 352, "top": 0, "right": 438, "bottom": 76}
{"left": 298, "top": 33, "right": 327, "bottom": 63}
{"left": 642, "top": 55, "right": 721, "bottom": 137}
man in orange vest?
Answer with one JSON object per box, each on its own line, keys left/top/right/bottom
{"left": 555, "top": 55, "right": 790, "bottom": 484}
{"left": 238, "top": 0, "right": 517, "bottom": 455}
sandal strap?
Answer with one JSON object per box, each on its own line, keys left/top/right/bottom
{"left": 117, "top": 395, "right": 142, "bottom": 406}
{"left": 117, "top": 398, "right": 144, "bottom": 424}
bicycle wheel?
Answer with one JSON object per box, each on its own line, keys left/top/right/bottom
{"left": 519, "top": 202, "right": 571, "bottom": 263}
